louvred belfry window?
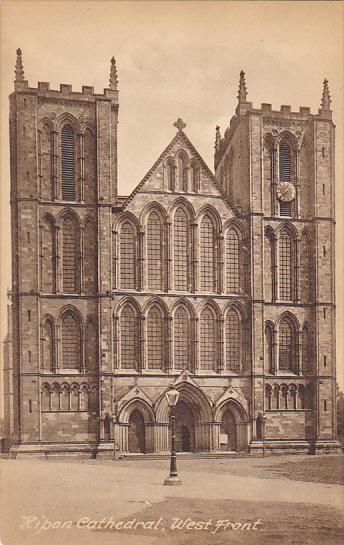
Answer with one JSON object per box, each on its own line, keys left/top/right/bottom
{"left": 279, "top": 230, "right": 293, "bottom": 300}
{"left": 279, "top": 143, "right": 291, "bottom": 182}
{"left": 61, "top": 125, "right": 76, "bottom": 201}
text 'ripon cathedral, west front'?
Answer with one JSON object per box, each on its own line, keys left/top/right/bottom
{"left": 4, "top": 50, "right": 340, "bottom": 457}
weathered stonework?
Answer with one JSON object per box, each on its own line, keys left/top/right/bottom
{"left": 4, "top": 53, "right": 340, "bottom": 458}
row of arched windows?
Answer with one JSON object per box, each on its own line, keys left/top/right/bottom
{"left": 264, "top": 225, "right": 312, "bottom": 303}
{"left": 166, "top": 151, "right": 200, "bottom": 193}
{"left": 40, "top": 212, "right": 97, "bottom": 294}
{"left": 114, "top": 300, "right": 246, "bottom": 373}
{"left": 114, "top": 206, "right": 247, "bottom": 294}
{"left": 265, "top": 383, "right": 309, "bottom": 410}
{"left": 41, "top": 311, "right": 98, "bottom": 372}
{"left": 39, "top": 120, "right": 96, "bottom": 203}
{"left": 41, "top": 382, "right": 97, "bottom": 411}
{"left": 265, "top": 316, "right": 312, "bottom": 374}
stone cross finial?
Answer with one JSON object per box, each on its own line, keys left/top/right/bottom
{"left": 321, "top": 78, "right": 331, "bottom": 110}
{"left": 238, "top": 70, "right": 247, "bottom": 103}
{"left": 15, "top": 48, "right": 25, "bottom": 82}
{"left": 174, "top": 118, "right": 186, "bottom": 131}
{"left": 109, "top": 56, "right": 118, "bottom": 90}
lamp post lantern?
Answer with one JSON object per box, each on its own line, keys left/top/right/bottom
{"left": 164, "top": 385, "right": 182, "bottom": 486}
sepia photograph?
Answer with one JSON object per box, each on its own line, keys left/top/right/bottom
{"left": 0, "top": 1, "right": 343, "bottom": 544}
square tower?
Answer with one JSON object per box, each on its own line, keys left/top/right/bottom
{"left": 8, "top": 50, "right": 118, "bottom": 455}
{"left": 215, "top": 73, "right": 338, "bottom": 451}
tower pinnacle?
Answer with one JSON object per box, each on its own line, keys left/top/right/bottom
{"left": 215, "top": 125, "right": 221, "bottom": 152}
{"left": 237, "top": 70, "right": 247, "bottom": 103}
{"left": 321, "top": 78, "right": 331, "bottom": 111}
{"left": 109, "top": 56, "right": 118, "bottom": 90}
{"left": 15, "top": 48, "right": 25, "bottom": 82}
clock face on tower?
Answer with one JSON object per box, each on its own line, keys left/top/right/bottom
{"left": 276, "top": 181, "right": 296, "bottom": 202}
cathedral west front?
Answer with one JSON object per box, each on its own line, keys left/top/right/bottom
{"left": 4, "top": 50, "right": 340, "bottom": 457}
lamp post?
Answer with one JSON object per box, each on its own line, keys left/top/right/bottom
{"left": 164, "top": 385, "right": 182, "bottom": 486}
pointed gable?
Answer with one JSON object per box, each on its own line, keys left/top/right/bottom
{"left": 121, "top": 129, "right": 237, "bottom": 214}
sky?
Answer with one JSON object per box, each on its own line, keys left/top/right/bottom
{"left": 0, "top": 1, "right": 343, "bottom": 412}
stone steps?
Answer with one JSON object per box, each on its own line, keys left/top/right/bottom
{"left": 115, "top": 451, "right": 249, "bottom": 461}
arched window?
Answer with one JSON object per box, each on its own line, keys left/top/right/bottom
{"left": 190, "top": 162, "right": 200, "bottom": 192}
{"left": 40, "top": 216, "right": 55, "bottom": 293}
{"left": 51, "top": 384, "right": 60, "bottom": 411}
{"left": 279, "top": 229, "right": 293, "bottom": 301}
{"left": 173, "top": 208, "right": 189, "bottom": 291}
{"left": 119, "top": 221, "right": 136, "bottom": 289}
{"left": 146, "top": 306, "right": 164, "bottom": 370}
{"left": 61, "top": 125, "right": 76, "bottom": 201}
{"left": 147, "top": 212, "right": 163, "bottom": 290}
{"left": 225, "top": 308, "right": 241, "bottom": 372}
{"left": 61, "top": 312, "right": 81, "bottom": 370}
{"left": 200, "top": 307, "right": 216, "bottom": 371}
{"left": 272, "top": 385, "right": 279, "bottom": 409}
{"left": 200, "top": 215, "right": 216, "bottom": 292}
{"left": 41, "top": 385, "right": 51, "bottom": 411}
{"left": 61, "top": 384, "right": 70, "bottom": 411}
{"left": 302, "top": 325, "right": 311, "bottom": 373}
{"left": 40, "top": 124, "right": 53, "bottom": 200}
{"left": 85, "top": 319, "right": 98, "bottom": 371}
{"left": 225, "top": 227, "right": 240, "bottom": 293}
{"left": 178, "top": 152, "right": 188, "bottom": 191}
{"left": 62, "top": 216, "right": 79, "bottom": 293}
{"left": 71, "top": 385, "right": 79, "bottom": 411}
{"left": 279, "top": 142, "right": 291, "bottom": 182}
{"left": 42, "top": 319, "right": 54, "bottom": 371}
{"left": 166, "top": 158, "right": 175, "bottom": 190}
{"left": 174, "top": 306, "right": 190, "bottom": 370}
{"left": 84, "top": 129, "right": 96, "bottom": 203}
{"left": 265, "top": 324, "right": 273, "bottom": 373}
{"left": 281, "top": 385, "right": 288, "bottom": 409}
{"left": 279, "top": 317, "right": 296, "bottom": 372}
{"left": 264, "top": 231, "right": 274, "bottom": 302}
{"left": 84, "top": 220, "right": 97, "bottom": 294}
{"left": 300, "top": 232, "right": 312, "bottom": 303}
{"left": 120, "top": 305, "right": 138, "bottom": 370}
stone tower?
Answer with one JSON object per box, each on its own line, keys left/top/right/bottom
{"left": 8, "top": 49, "right": 118, "bottom": 455}
{"left": 214, "top": 73, "right": 337, "bottom": 450}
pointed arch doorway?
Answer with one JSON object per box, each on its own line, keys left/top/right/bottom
{"left": 128, "top": 410, "right": 146, "bottom": 453}
{"left": 175, "top": 400, "right": 195, "bottom": 452}
{"left": 221, "top": 409, "right": 237, "bottom": 451}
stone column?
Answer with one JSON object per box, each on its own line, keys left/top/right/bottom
{"left": 209, "top": 421, "right": 221, "bottom": 451}
{"left": 166, "top": 314, "right": 173, "bottom": 373}
{"left": 140, "top": 315, "right": 146, "bottom": 371}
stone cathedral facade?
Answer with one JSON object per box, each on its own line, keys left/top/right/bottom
{"left": 4, "top": 50, "right": 340, "bottom": 457}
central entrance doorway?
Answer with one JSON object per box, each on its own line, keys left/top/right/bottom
{"left": 175, "top": 400, "right": 195, "bottom": 452}
{"left": 128, "top": 410, "right": 146, "bottom": 453}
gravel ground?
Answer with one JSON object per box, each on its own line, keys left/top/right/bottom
{"left": 0, "top": 454, "right": 343, "bottom": 545}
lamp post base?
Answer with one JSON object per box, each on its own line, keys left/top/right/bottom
{"left": 164, "top": 475, "right": 182, "bottom": 486}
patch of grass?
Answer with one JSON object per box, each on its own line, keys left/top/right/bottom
{"left": 267, "top": 455, "right": 344, "bottom": 485}
{"left": 98, "top": 497, "right": 344, "bottom": 545}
